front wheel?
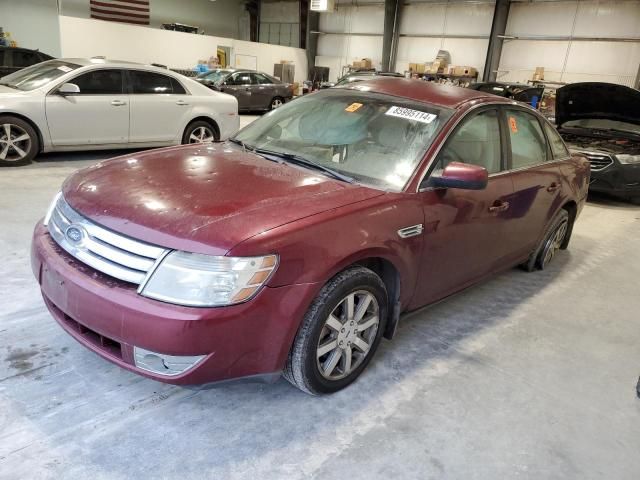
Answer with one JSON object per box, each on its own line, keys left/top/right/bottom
{"left": 0, "top": 116, "right": 39, "bottom": 166}
{"left": 284, "top": 267, "right": 388, "bottom": 395}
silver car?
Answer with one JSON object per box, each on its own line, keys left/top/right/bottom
{"left": 0, "top": 58, "right": 239, "bottom": 166}
{"left": 195, "top": 69, "right": 293, "bottom": 112}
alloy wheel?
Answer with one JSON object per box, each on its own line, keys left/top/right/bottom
{"left": 316, "top": 290, "right": 379, "bottom": 380}
{"left": 542, "top": 220, "right": 568, "bottom": 267}
{"left": 271, "top": 98, "right": 283, "bottom": 109}
{"left": 0, "top": 123, "right": 32, "bottom": 162}
{"left": 188, "top": 126, "right": 215, "bottom": 144}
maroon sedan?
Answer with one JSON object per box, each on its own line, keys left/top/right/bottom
{"left": 31, "top": 79, "right": 590, "bottom": 395}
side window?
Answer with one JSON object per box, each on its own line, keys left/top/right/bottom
{"left": 227, "top": 72, "right": 252, "bottom": 86}
{"left": 252, "top": 73, "right": 273, "bottom": 85}
{"left": 170, "top": 77, "right": 186, "bottom": 94}
{"left": 129, "top": 71, "right": 176, "bottom": 94}
{"left": 435, "top": 109, "right": 503, "bottom": 174}
{"left": 506, "top": 109, "right": 548, "bottom": 168}
{"left": 13, "top": 50, "right": 41, "bottom": 68}
{"left": 71, "top": 69, "right": 124, "bottom": 94}
{"left": 544, "top": 122, "right": 570, "bottom": 159}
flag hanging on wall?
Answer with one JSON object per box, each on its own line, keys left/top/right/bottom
{"left": 90, "top": 0, "right": 150, "bottom": 25}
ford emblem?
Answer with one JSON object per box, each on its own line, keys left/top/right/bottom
{"left": 65, "top": 225, "right": 85, "bottom": 244}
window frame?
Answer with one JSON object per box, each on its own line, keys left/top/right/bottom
{"left": 419, "top": 105, "right": 509, "bottom": 190}
{"left": 542, "top": 121, "right": 571, "bottom": 161}
{"left": 501, "top": 105, "right": 553, "bottom": 171}
{"left": 226, "top": 71, "right": 253, "bottom": 86}
{"left": 251, "top": 72, "right": 273, "bottom": 85}
{"left": 125, "top": 68, "right": 189, "bottom": 95}
{"left": 62, "top": 67, "right": 126, "bottom": 96}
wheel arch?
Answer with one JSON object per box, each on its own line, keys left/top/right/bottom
{"left": 0, "top": 111, "right": 44, "bottom": 152}
{"left": 184, "top": 116, "right": 220, "bottom": 141}
{"left": 560, "top": 200, "right": 577, "bottom": 249}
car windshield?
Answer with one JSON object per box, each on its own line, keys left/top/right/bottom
{"left": 563, "top": 118, "right": 640, "bottom": 136}
{"left": 0, "top": 60, "right": 81, "bottom": 91}
{"left": 232, "top": 90, "right": 453, "bottom": 191}
{"left": 197, "top": 70, "right": 230, "bottom": 85}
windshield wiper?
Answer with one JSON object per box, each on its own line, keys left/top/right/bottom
{"left": 252, "top": 148, "right": 354, "bottom": 184}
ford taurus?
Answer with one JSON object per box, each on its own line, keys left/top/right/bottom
{"left": 31, "top": 79, "right": 590, "bottom": 394}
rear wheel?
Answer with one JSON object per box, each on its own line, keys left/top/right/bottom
{"left": 284, "top": 266, "right": 388, "bottom": 395}
{"left": 182, "top": 120, "right": 218, "bottom": 144}
{"left": 523, "top": 209, "right": 570, "bottom": 271}
{"left": 270, "top": 97, "right": 284, "bottom": 110}
{"left": 0, "top": 116, "right": 39, "bottom": 166}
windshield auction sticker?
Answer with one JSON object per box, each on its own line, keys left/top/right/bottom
{"left": 345, "top": 102, "right": 363, "bottom": 112}
{"left": 386, "top": 106, "right": 437, "bottom": 124}
{"left": 57, "top": 66, "right": 73, "bottom": 73}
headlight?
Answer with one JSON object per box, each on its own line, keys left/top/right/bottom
{"left": 617, "top": 154, "right": 640, "bottom": 164}
{"left": 140, "top": 252, "right": 278, "bottom": 307}
{"left": 43, "top": 192, "right": 62, "bottom": 226}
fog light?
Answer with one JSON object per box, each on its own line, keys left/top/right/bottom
{"left": 133, "top": 347, "right": 206, "bottom": 376}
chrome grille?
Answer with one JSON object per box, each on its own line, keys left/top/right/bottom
{"left": 581, "top": 151, "right": 614, "bottom": 172}
{"left": 47, "top": 196, "right": 167, "bottom": 285}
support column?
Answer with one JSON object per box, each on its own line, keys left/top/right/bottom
{"left": 382, "top": 0, "right": 402, "bottom": 72}
{"left": 483, "top": 0, "right": 511, "bottom": 82}
{"left": 306, "top": 7, "right": 320, "bottom": 80}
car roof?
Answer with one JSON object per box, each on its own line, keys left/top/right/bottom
{"left": 340, "top": 77, "right": 509, "bottom": 109}
{"left": 52, "top": 57, "right": 185, "bottom": 75}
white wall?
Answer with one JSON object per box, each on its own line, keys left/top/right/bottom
{"left": 316, "top": 3, "right": 385, "bottom": 81}
{"left": 58, "top": 16, "right": 308, "bottom": 83}
{"left": 0, "top": 0, "right": 61, "bottom": 57}
{"left": 498, "top": 0, "right": 640, "bottom": 86}
{"left": 397, "top": 2, "right": 494, "bottom": 78}
{"left": 60, "top": 0, "right": 248, "bottom": 40}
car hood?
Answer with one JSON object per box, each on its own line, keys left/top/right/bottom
{"left": 62, "top": 143, "right": 384, "bottom": 255}
{"left": 556, "top": 82, "right": 640, "bottom": 127}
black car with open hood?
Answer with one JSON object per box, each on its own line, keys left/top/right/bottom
{"left": 556, "top": 82, "right": 640, "bottom": 202}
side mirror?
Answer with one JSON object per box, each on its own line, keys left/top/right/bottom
{"left": 58, "top": 83, "right": 80, "bottom": 95}
{"left": 430, "top": 162, "right": 488, "bottom": 190}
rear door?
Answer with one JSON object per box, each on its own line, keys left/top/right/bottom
{"left": 221, "top": 72, "right": 252, "bottom": 110}
{"left": 249, "top": 73, "right": 274, "bottom": 110}
{"left": 127, "top": 70, "right": 193, "bottom": 144}
{"left": 413, "top": 107, "right": 516, "bottom": 306}
{"left": 45, "top": 68, "right": 129, "bottom": 146}
{"left": 500, "top": 107, "right": 565, "bottom": 259}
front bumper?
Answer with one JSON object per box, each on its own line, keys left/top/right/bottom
{"left": 589, "top": 162, "right": 640, "bottom": 198}
{"left": 31, "top": 222, "right": 319, "bottom": 385}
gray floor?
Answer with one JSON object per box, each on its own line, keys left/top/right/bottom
{"left": 1, "top": 117, "right": 639, "bottom": 479}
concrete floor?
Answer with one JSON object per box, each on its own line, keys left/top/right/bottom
{"left": 1, "top": 114, "right": 639, "bottom": 479}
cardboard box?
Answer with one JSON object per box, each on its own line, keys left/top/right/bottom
{"left": 533, "top": 66, "right": 544, "bottom": 81}
{"left": 452, "top": 66, "right": 478, "bottom": 77}
{"left": 353, "top": 58, "right": 372, "bottom": 69}
{"left": 427, "top": 60, "right": 446, "bottom": 74}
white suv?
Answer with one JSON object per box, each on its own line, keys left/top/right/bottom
{"left": 0, "top": 58, "right": 239, "bottom": 165}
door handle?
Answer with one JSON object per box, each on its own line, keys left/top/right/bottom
{"left": 175, "top": 100, "right": 190, "bottom": 106}
{"left": 110, "top": 100, "right": 127, "bottom": 106}
{"left": 488, "top": 201, "right": 510, "bottom": 213}
{"left": 546, "top": 183, "right": 561, "bottom": 193}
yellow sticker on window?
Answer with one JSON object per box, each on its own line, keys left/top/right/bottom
{"left": 345, "top": 102, "right": 363, "bottom": 112}
{"left": 509, "top": 116, "right": 518, "bottom": 133}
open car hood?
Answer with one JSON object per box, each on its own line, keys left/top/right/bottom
{"left": 556, "top": 82, "right": 640, "bottom": 127}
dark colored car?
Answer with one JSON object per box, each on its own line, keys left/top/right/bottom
{"left": 31, "top": 79, "right": 589, "bottom": 395}
{"left": 556, "top": 82, "right": 640, "bottom": 202}
{"left": 468, "top": 82, "right": 544, "bottom": 109}
{"left": 195, "top": 68, "right": 293, "bottom": 111}
{"left": 321, "top": 71, "right": 404, "bottom": 89}
{"left": 0, "top": 46, "right": 54, "bottom": 77}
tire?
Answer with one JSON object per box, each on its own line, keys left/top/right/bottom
{"left": 284, "top": 266, "right": 388, "bottom": 395}
{"left": 270, "top": 97, "right": 284, "bottom": 110}
{"left": 0, "top": 115, "right": 39, "bottom": 166}
{"left": 182, "top": 120, "right": 219, "bottom": 144}
{"left": 522, "top": 209, "right": 570, "bottom": 272}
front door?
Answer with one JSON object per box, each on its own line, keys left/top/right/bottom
{"left": 127, "top": 70, "right": 193, "bottom": 144}
{"left": 249, "top": 72, "right": 274, "bottom": 110}
{"left": 45, "top": 68, "right": 129, "bottom": 146}
{"left": 221, "top": 71, "right": 252, "bottom": 110}
{"left": 412, "top": 108, "right": 516, "bottom": 307}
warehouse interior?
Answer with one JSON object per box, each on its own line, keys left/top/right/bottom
{"left": 1, "top": 1, "right": 639, "bottom": 479}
